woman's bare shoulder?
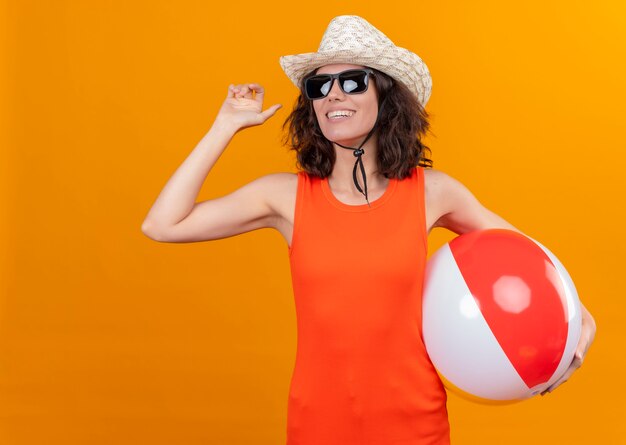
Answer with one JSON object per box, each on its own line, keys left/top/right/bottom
{"left": 422, "top": 166, "right": 449, "bottom": 188}
{"left": 422, "top": 166, "right": 472, "bottom": 196}
{"left": 423, "top": 167, "right": 477, "bottom": 195}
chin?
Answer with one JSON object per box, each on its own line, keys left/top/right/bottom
{"left": 321, "top": 128, "right": 368, "bottom": 146}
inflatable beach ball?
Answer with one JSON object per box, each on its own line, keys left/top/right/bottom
{"left": 422, "top": 229, "right": 582, "bottom": 404}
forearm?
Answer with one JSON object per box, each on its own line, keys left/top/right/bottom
{"left": 141, "top": 121, "right": 238, "bottom": 231}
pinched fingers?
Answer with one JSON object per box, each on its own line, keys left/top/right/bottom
{"left": 230, "top": 84, "right": 252, "bottom": 99}
{"left": 221, "top": 83, "right": 281, "bottom": 128}
{"left": 227, "top": 84, "right": 241, "bottom": 98}
{"left": 247, "top": 83, "right": 265, "bottom": 101}
{"left": 228, "top": 83, "right": 266, "bottom": 100}
{"left": 226, "top": 84, "right": 244, "bottom": 99}
{"left": 237, "top": 84, "right": 251, "bottom": 98}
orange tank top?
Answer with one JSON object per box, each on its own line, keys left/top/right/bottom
{"left": 286, "top": 166, "right": 450, "bottom": 445}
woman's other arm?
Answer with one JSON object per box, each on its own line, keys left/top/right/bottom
{"left": 427, "top": 168, "right": 596, "bottom": 395}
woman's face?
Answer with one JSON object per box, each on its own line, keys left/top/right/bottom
{"left": 310, "top": 63, "right": 379, "bottom": 147}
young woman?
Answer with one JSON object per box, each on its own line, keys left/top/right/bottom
{"left": 142, "top": 15, "right": 596, "bottom": 445}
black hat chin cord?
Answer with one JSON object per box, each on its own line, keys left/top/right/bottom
{"left": 332, "top": 128, "right": 376, "bottom": 207}
{"left": 329, "top": 95, "right": 386, "bottom": 208}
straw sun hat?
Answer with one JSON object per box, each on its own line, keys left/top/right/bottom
{"left": 279, "top": 15, "right": 433, "bottom": 107}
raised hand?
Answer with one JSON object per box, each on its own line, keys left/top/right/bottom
{"left": 214, "top": 83, "right": 282, "bottom": 133}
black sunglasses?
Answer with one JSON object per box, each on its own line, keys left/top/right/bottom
{"left": 304, "top": 68, "right": 375, "bottom": 100}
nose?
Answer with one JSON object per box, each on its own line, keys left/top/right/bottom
{"left": 326, "top": 78, "right": 345, "bottom": 100}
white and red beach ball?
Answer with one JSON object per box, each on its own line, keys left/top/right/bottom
{"left": 422, "top": 229, "right": 582, "bottom": 404}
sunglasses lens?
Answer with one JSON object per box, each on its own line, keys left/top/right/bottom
{"left": 306, "top": 76, "right": 332, "bottom": 99}
{"left": 340, "top": 70, "right": 369, "bottom": 94}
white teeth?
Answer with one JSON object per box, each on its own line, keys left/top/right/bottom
{"left": 327, "top": 110, "right": 355, "bottom": 118}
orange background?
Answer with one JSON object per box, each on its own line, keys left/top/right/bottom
{"left": 2, "top": 1, "right": 625, "bottom": 444}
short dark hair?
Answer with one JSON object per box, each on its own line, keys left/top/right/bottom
{"left": 281, "top": 67, "right": 434, "bottom": 180}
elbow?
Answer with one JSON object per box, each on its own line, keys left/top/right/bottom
{"left": 141, "top": 219, "right": 154, "bottom": 237}
{"left": 141, "top": 220, "right": 167, "bottom": 242}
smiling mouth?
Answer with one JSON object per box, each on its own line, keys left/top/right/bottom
{"left": 326, "top": 110, "right": 356, "bottom": 120}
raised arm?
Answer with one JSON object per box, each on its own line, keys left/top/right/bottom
{"left": 141, "top": 83, "right": 282, "bottom": 242}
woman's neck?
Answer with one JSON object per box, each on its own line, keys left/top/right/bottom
{"left": 328, "top": 138, "right": 386, "bottom": 195}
